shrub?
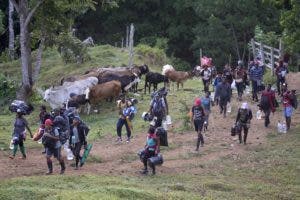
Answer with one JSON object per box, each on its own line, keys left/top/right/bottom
{"left": 0, "top": 73, "right": 16, "bottom": 111}
{"left": 57, "top": 32, "right": 90, "bottom": 64}
{"left": 170, "top": 57, "right": 191, "bottom": 71}
{"left": 135, "top": 44, "right": 166, "bottom": 66}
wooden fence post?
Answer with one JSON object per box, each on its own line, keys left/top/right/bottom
{"left": 271, "top": 47, "right": 274, "bottom": 76}
{"left": 251, "top": 39, "right": 256, "bottom": 59}
{"left": 121, "top": 37, "right": 124, "bottom": 49}
{"left": 128, "top": 23, "right": 135, "bottom": 68}
{"left": 260, "top": 42, "right": 265, "bottom": 65}
{"left": 279, "top": 38, "right": 283, "bottom": 59}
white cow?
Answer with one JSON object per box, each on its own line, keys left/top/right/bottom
{"left": 43, "top": 77, "right": 98, "bottom": 109}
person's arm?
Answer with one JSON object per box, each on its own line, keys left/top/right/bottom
{"left": 23, "top": 118, "right": 33, "bottom": 138}
{"left": 236, "top": 109, "right": 240, "bottom": 124}
{"left": 248, "top": 109, "right": 253, "bottom": 121}
{"left": 155, "top": 135, "right": 160, "bottom": 155}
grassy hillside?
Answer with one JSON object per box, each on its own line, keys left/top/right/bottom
{"left": 0, "top": 126, "right": 299, "bottom": 200}
{"left": 0, "top": 45, "right": 299, "bottom": 200}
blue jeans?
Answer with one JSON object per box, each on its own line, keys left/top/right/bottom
{"left": 116, "top": 118, "right": 131, "bottom": 138}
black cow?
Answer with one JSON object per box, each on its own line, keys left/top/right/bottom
{"left": 144, "top": 72, "right": 169, "bottom": 94}
{"left": 98, "top": 74, "right": 138, "bottom": 93}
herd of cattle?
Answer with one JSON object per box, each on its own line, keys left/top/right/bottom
{"left": 43, "top": 64, "right": 201, "bottom": 113}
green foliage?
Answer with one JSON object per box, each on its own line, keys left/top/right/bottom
{"left": 57, "top": 32, "right": 90, "bottom": 64}
{"left": 170, "top": 57, "right": 191, "bottom": 71}
{"left": 0, "top": 73, "right": 16, "bottom": 105}
{"left": 263, "top": 69, "right": 277, "bottom": 85}
{"left": 135, "top": 44, "right": 166, "bottom": 66}
{"left": 254, "top": 26, "right": 280, "bottom": 47}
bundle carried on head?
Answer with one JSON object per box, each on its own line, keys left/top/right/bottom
{"left": 9, "top": 100, "right": 34, "bottom": 115}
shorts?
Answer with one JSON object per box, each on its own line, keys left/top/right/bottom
{"left": 284, "top": 106, "right": 293, "bottom": 117}
{"left": 46, "top": 146, "right": 62, "bottom": 159}
{"left": 194, "top": 119, "right": 204, "bottom": 132}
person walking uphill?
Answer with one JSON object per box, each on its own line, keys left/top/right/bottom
{"left": 215, "top": 77, "right": 231, "bottom": 118}
{"left": 260, "top": 84, "right": 277, "bottom": 127}
{"left": 69, "top": 116, "right": 90, "bottom": 169}
{"left": 43, "top": 119, "right": 66, "bottom": 175}
{"left": 141, "top": 126, "right": 160, "bottom": 175}
{"left": 191, "top": 98, "right": 205, "bottom": 151}
{"left": 235, "top": 102, "right": 253, "bottom": 145}
{"left": 149, "top": 92, "right": 167, "bottom": 128}
{"left": 9, "top": 109, "right": 33, "bottom": 159}
{"left": 282, "top": 88, "right": 296, "bottom": 131}
{"left": 248, "top": 62, "right": 264, "bottom": 102}
{"left": 201, "top": 91, "right": 212, "bottom": 131}
{"left": 116, "top": 100, "right": 133, "bottom": 143}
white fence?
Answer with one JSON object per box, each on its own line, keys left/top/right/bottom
{"left": 249, "top": 39, "right": 283, "bottom": 75}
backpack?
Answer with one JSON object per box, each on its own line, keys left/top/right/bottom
{"left": 291, "top": 94, "right": 298, "bottom": 109}
{"left": 156, "top": 127, "right": 168, "bottom": 147}
{"left": 56, "top": 127, "right": 68, "bottom": 145}
{"left": 260, "top": 94, "right": 270, "bottom": 110}
{"left": 152, "top": 98, "right": 164, "bottom": 116}
{"left": 239, "top": 108, "right": 250, "bottom": 123}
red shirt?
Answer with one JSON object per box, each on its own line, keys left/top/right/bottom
{"left": 283, "top": 91, "right": 292, "bottom": 107}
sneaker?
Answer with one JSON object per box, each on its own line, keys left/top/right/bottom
{"left": 151, "top": 170, "right": 156, "bottom": 175}
{"left": 140, "top": 169, "right": 148, "bottom": 174}
{"left": 9, "top": 155, "right": 15, "bottom": 159}
{"left": 19, "top": 156, "right": 26, "bottom": 160}
{"left": 116, "top": 137, "right": 122, "bottom": 143}
{"left": 60, "top": 169, "right": 65, "bottom": 174}
{"left": 126, "top": 138, "right": 130, "bottom": 143}
{"left": 45, "top": 171, "right": 53, "bottom": 175}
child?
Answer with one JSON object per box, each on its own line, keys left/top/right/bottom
{"left": 191, "top": 98, "right": 205, "bottom": 151}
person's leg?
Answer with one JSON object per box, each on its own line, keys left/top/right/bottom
{"left": 46, "top": 148, "right": 53, "bottom": 175}
{"left": 19, "top": 140, "right": 26, "bottom": 159}
{"left": 264, "top": 109, "right": 270, "bottom": 127}
{"left": 116, "top": 118, "right": 123, "bottom": 141}
{"left": 10, "top": 142, "right": 18, "bottom": 159}
{"left": 286, "top": 117, "right": 291, "bottom": 130}
{"left": 74, "top": 143, "right": 81, "bottom": 169}
{"left": 223, "top": 101, "right": 228, "bottom": 117}
{"left": 56, "top": 147, "right": 65, "bottom": 174}
{"left": 155, "top": 117, "right": 163, "bottom": 127}
{"left": 124, "top": 120, "right": 131, "bottom": 141}
{"left": 243, "top": 126, "right": 248, "bottom": 144}
{"left": 148, "top": 151, "right": 156, "bottom": 175}
{"left": 142, "top": 151, "right": 151, "bottom": 174}
{"left": 276, "top": 78, "right": 281, "bottom": 95}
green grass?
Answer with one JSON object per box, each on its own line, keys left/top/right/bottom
{"left": 0, "top": 126, "right": 299, "bottom": 199}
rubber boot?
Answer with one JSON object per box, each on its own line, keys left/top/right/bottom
{"left": 46, "top": 160, "right": 53, "bottom": 175}
{"left": 19, "top": 145, "right": 26, "bottom": 159}
{"left": 60, "top": 160, "right": 66, "bottom": 174}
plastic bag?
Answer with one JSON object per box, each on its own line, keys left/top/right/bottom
{"left": 166, "top": 115, "right": 172, "bottom": 125}
{"left": 256, "top": 110, "right": 262, "bottom": 120}
{"left": 227, "top": 103, "right": 232, "bottom": 113}
{"left": 231, "top": 80, "right": 236, "bottom": 90}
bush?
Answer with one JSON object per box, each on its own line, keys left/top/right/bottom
{"left": 135, "top": 44, "right": 166, "bottom": 66}
{"left": 0, "top": 73, "right": 16, "bottom": 111}
{"left": 263, "top": 69, "right": 276, "bottom": 85}
{"left": 57, "top": 32, "right": 90, "bottom": 64}
{"left": 170, "top": 57, "right": 191, "bottom": 71}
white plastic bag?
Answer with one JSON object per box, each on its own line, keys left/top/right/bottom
{"left": 231, "top": 80, "right": 236, "bottom": 90}
{"left": 162, "top": 121, "right": 168, "bottom": 130}
{"left": 277, "top": 121, "right": 287, "bottom": 134}
{"left": 227, "top": 103, "right": 232, "bottom": 113}
{"left": 64, "top": 142, "right": 74, "bottom": 160}
{"left": 166, "top": 115, "right": 172, "bottom": 125}
{"left": 256, "top": 110, "right": 262, "bottom": 120}
{"left": 9, "top": 139, "right": 14, "bottom": 150}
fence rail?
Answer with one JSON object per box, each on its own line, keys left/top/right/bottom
{"left": 249, "top": 38, "right": 283, "bottom": 76}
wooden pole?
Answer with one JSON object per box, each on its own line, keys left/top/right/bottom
{"left": 121, "top": 37, "right": 124, "bottom": 49}
{"left": 199, "top": 48, "right": 202, "bottom": 65}
{"left": 128, "top": 23, "right": 135, "bottom": 68}
{"left": 271, "top": 47, "right": 274, "bottom": 76}
{"left": 251, "top": 38, "right": 256, "bottom": 59}
{"left": 260, "top": 42, "right": 265, "bottom": 66}
{"left": 126, "top": 25, "right": 129, "bottom": 49}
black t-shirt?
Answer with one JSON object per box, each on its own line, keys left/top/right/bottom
{"left": 192, "top": 106, "right": 204, "bottom": 121}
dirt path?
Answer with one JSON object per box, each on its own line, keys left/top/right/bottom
{"left": 0, "top": 93, "right": 299, "bottom": 180}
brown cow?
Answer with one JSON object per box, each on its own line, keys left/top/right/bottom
{"left": 60, "top": 71, "right": 99, "bottom": 85}
{"left": 165, "top": 70, "right": 194, "bottom": 90}
{"left": 85, "top": 80, "right": 121, "bottom": 114}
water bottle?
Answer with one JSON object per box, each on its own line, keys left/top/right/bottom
{"left": 256, "top": 110, "right": 262, "bottom": 120}
{"left": 9, "top": 139, "right": 14, "bottom": 150}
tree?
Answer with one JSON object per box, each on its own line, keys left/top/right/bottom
{"left": 10, "top": 0, "right": 97, "bottom": 100}
{"left": 8, "top": 0, "right": 15, "bottom": 60}
{"left": 0, "top": 10, "right": 4, "bottom": 34}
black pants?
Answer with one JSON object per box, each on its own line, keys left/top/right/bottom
{"left": 143, "top": 150, "right": 156, "bottom": 172}
{"left": 251, "top": 80, "right": 258, "bottom": 101}
{"left": 155, "top": 116, "right": 163, "bottom": 128}
{"left": 72, "top": 142, "right": 83, "bottom": 167}
{"left": 219, "top": 98, "right": 228, "bottom": 116}
{"left": 236, "top": 82, "right": 244, "bottom": 99}
{"left": 202, "top": 79, "right": 210, "bottom": 92}
{"left": 194, "top": 119, "right": 204, "bottom": 150}
{"left": 238, "top": 124, "right": 249, "bottom": 144}
{"left": 116, "top": 118, "right": 131, "bottom": 138}
{"left": 263, "top": 109, "right": 271, "bottom": 127}
{"left": 276, "top": 77, "right": 285, "bottom": 95}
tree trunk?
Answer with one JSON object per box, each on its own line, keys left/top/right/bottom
{"left": 17, "top": 12, "right": 32, "bottom": 100}
{"left": 33, "top": 36, "right": 45, "bottom": 83}
{"left": 230, "top": 23, "right": 241, "bottom": 61}
{"left": 8, "top": 0, "right": 15, "bottom": 60}
{"left": 128, "top": 23, "right": 134, "bottom": 68}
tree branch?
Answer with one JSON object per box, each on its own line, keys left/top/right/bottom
{"left": 25, "top": 0, "right": 44, "bottom": 27}
{"left": 9, "top": 0, "right": 20, "bottom": 13}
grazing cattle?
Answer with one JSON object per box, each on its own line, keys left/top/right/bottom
{"left": 60, "top": 71, "right": 98, "bottom": 85}
{"left": 85, "top": 80, "right": 121, "bottom": 114}
{"left": 162, "top": 64, "right": 175, "bottom": 75}
{"left": 165, "top": 70, "right": 194, "bottom": 90}
{"left": 144, "top": 72, "right": 169, "bottom": 94}
{"left": 82, "top": 36, "right": 94, "bottom": 46}
{"left": 44, "top": 77, "right": 98, "bottom": 109}
{"left": 98, "top": 74, "right": 140, "bottom": 93}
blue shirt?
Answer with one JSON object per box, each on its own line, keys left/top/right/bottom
{"left": 201, "top": 97, "right": 211, "bottom": 112}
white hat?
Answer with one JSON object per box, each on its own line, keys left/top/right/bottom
{"left": 241, "top": 102, "right": 248, "bottom": 109}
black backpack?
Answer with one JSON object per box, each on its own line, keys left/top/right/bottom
{"left": 291, "top": 94, "right": 298, "bottom": 109}
{"left": 152, "top": 98, "right": 164, "bottom": 116}
{"left": 260, "top": 95, "right": 270, "bottom": 110}
{"left": 156, "top": 127, "right": 168, "bottom": 147}
{"left": 239, "top": 109, "right": 250, "bottom": 123}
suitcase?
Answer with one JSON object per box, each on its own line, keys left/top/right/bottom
{"left": 80, "top": 143, "right": 93, "bottom": 167}
{"left": 148, "top": 154, "right": 163, "bottom": 166}
{"left": 156, "top": 127, "right": 168, "bottom": 146}
{"left": 137, "top": 149, "right": 146, "bottom": 162}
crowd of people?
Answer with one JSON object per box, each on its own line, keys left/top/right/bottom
{"left": 8, "top": 57, "right": 298, "bottom": 176}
